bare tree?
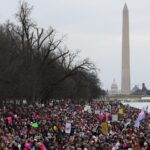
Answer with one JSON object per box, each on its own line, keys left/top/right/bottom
{"left": 0, "top": 1, "right": 104, "bottom": 104}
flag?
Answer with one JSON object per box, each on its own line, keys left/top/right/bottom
{"left": 134, "top": 110, "right": 145, "bottom": 128}
{"left": 137, "top": 110, "right": 145, "bottom": 122}
{"left": 134, "top": 121, "right": 140, "bottom": 128}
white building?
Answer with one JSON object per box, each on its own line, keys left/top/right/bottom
{"left": 109, "top": 79, "right": 119, "bottom": 95}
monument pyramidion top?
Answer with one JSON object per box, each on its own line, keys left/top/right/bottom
{"left": 123, "top": 3, "right": 128, "bottom": 12}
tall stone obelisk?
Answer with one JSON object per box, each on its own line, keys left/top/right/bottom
{"left": 121, "top": 3, "right": 130, "bottom": 95}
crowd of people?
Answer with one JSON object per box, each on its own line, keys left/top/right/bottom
{"left": 0, "top": 100, "right": 149, "bottom": 150}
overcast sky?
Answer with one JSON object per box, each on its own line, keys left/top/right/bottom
{"left": 0, "top": 0, "right": 150, "bottom": 90}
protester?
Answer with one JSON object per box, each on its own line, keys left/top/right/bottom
{"left": 0, "top": 100, "right": 149, "bottom": 150}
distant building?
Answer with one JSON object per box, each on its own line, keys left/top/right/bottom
{"left": 131, "top": 83, "right": 150, "bottom": 95}
{"left": 110, "top": 79, "right": 119, "bottom": 95}
{"left": 142, "top": 83, "right": 147, "bottom": 95}
{"left": 131, "top": 85, "right": 141, "bottom": 95}
{"left": 131, "top": 85, "right": 139, "bottom": 92}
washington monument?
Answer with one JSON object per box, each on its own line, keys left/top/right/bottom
{"left": 121, "top": 3, "right": 130, "bottom": 95}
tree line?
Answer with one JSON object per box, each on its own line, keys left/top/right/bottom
{"left": 0, "top": 1, "right": 105, "bottom": 104}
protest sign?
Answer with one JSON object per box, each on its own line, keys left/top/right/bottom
{"left": 7, "top": 117, "right": 12, "bottom": 124}
{"left": 112, "top": 114, "right": 118, "bottom": 122}
{"left": 65, "top": 122, "right": 71, "bottom": 134}
{"left": 99, "top": 113, "right": 103, "bottom": 121}
{"left": 106, "top": 113, "right": 109, "bottom": 122}
{"left": 31, "top": 123, "right": 39, "bottom": 128}
{"left": 95, "top": 110, "right": 100, "bottom": 114}
{"left": 84, "top": 105, "right": 91, "bottom": 112}
{"left": 101, "top": 122, "right": 109, "bottom": 135}
{"left": 119, "top": 108, "right": 124, "bottom": 114}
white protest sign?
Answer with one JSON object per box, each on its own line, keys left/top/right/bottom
{"left": 112, "top": 114, "right": 118, "bottom": 122}
{"left": 84, "top": 105, "right": 91, "bottom": 112}
{"left": 95, "top": 110, "right": 100, "bottom": 114}
{"left": 65, "top": 122, "right": 71, "bottom": 134}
